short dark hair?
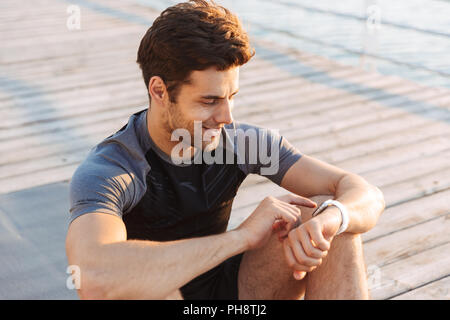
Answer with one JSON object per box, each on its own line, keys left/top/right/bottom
{"left": 136, "top": 0, "right": 255, "bottom": 104}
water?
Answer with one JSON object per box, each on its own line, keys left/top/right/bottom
{"left": 139, "top": 0, "right": 450, "bottom": 88}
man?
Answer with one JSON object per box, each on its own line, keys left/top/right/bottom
{"left": 66, "top": 0, "right": 385, "bottom": 300}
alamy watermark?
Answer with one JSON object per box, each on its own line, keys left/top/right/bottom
{"left": 360, "top": 2, "right": 382, "bottom": 72}
{"left": 367, "top": 264, "right": 382, "bottom": 289}
{"left": 366, "top": 4, "right": 382, "bottom": 34}
{"left": 66, "top": 5, "right": 81, "bottom": 30}
{"left": 66, "top": 265, "right": 81, "bottom": 290}
{"left": 170, "top": 121, "right": 281, "bottom": 176}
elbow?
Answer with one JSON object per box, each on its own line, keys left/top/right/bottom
{"left": 373, "top": 185, "right": 386, "bottom": 214}
{"left": 66, "top": 247, "right": 118, "bottom": 300}
{"left": 369, "top": 185, "right": 385, "bottom": 229}
{"left": 77, "top": 264, "right": 135, "bottom": 300}
{"left": 70, "top": 262, "right": 116, "bottom": 300}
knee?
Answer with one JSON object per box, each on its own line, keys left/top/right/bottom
{"left": 330, "top": 232, "right": 363, "bottom": 251}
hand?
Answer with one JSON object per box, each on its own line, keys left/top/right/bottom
{"left": 282, "top": 206, "right": 342, "bottom": 280}
{"left": 236, "top": 194, "right": 317, "bottom": 250}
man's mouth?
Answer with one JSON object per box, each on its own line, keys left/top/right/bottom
{"left": 202, "top": 126, "right": 222, "bottom": 138}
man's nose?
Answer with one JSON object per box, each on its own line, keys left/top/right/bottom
{"left": 214, "top": 99, "right": 233, "bottom": 125}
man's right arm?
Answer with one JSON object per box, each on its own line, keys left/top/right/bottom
{"left": 66, "top": 212, "right": 247, "bottom": 299}
{"left": 66, "top": 194, "right": 316, "bottom": 299}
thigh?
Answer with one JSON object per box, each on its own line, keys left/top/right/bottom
{"left": 237, "top": 195, "right": 333, "bottom": 300}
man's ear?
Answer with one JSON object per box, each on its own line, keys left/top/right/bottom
{"left": 148, "top": 76, "right": 166, "bottom": 102}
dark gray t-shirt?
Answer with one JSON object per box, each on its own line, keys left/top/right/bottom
{"left": 69, "top": 109, "right": 302, "bottom": 241}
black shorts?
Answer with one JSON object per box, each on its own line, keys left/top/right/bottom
{"left": 179, "top": 253, "right": 244, "bottom": 300}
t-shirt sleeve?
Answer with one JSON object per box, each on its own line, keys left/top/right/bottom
{"left": 234, "top": 122, "right": 302, "bottom": 185}
{"left": 68, "top": 156, "right": 135, "bottom": 225}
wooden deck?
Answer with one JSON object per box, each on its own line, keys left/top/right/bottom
{"left": 0, "top": 0, "right": 449, "bottom": 299}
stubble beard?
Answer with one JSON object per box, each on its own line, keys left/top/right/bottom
{"left": 165, "top": 102, "right": 220, "bottom": 152}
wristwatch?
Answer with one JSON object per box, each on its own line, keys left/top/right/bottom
{"left": 311, "top": 199, "right": 349, "bottom": 235}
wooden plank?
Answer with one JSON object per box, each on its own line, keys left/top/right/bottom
{"left": 0, "top": 54, "right": 328, "bottom": 113}
{"left": 0, "top": 147, "right": 93, "bottom": 180}
{"left": 254, "top": 37, "right": 449, "bottom": 92}
{"left": 235, "top": 84, "right": 444, "bottom": 128}
{"left": 0, "top": 120, "right": 124, "bottom": 162}
{"left": 362, "top": 149, "right": 450, "bottom": 188}
{"left": 238, "top": 69, "right": 393, "bottom": 112}
{"left": 381, "top": 167, "right": 450, "bottom": 207}
{"left": 3, "top": 52, "right": 348, "bottom": 107}
{"left": 315, "top": 121, "right": 450, "bottom": 164}
{"left": 0, "top": 46, "right": 136, "bottom": 74}
{"left": 362, "top": 188, "right": 450, "bottom": 242}
{"left": 0, "top": 106, "right": 138, "bottom": 150}
{"left": 0, "top": 30, "right": 142, "bottom": 65}
{"left": 0, "top": 51, "right": 296, "bottom": 102}
{"left": 363, "top": 215, "right": 450, "bottom": 268}
{"left": 0, "top": 94, "right": 147, "bottom": 141}
{"left": 391, "top": 276, "right": 450, "bottom": 300}
{"left": 237, "top": 71, "right": 402, "bottom": 112}
{"left": 270, "top": 94, "right": 449, "bottom": 145}
{"left": 0, "top": 78, "right": 146, "bottom": 127}
{"left": 368, "top": 244, "right": 450, "bottom": 300}
{"left": 322, "top": 132, "right": 449, "bottom": 174}
{"left": 0, "top": 162, "right": 79, "bottom": 194}
{"left": 239, "top": 82, "right": 448, "bottom": 125}
{"left": 0, "top": 17, "right": 138, "bottom": 41}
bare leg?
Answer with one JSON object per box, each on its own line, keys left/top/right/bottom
{"left": 238, "top": 195, "right": 370, "bottom": 300}
{"left": 238, "top": 231, "right": 308, "bottom": 299}
{"left": 305, "top": 232, "right": 370, "bottom": 300}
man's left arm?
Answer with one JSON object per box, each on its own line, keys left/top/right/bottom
{"left": 280, "top": 154, "right": 386, "bottom": 234}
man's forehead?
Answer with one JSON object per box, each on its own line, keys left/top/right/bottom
{"left": 188, "top": 67, "right": 239, "bottom": 92}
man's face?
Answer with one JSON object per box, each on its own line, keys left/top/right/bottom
{"left": 163, "top": 66, "right": 239, "bottom": 151}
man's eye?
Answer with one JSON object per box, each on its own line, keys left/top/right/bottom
{"left": 203, "top": 100, "right": 217, "bottom": 105}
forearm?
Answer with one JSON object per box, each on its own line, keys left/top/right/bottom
{"left": 81, "top": 230, "right": 247, "bottom": 299}
{"left": 332, "top": 173, "right": 385, "bottom": 234}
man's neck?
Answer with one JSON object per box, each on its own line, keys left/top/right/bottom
{"left": 146, "top": 108, "right": 197, "bottom": 160}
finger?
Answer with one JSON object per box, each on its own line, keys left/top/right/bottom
{"left": 272, "top": 219, "right": 286, "bottom": 231}
{"left": 293, "top": 270, "right": 307, "bottom": 280}
{"left": 276, "top": 201, "right": 302, "bottom": 227}
{"left": 286, "top": 194, "right": 317, "bottom": 208}
{"left": 273, "top": 220, "right": 290, "bottom": 241}
{"left": 283, "top": 239, "right": 316, "bottom": 272}
{"left": 307, "top": 224, "right": 331, "bottom": 252}
{"left": 273, "top": 203, "right": 299, "bottom": 231}
{"left": 298, "top": 229, "right": 324, "bottom": 259}
{"left": 277, "top": 200, "right": 302, "bottom": 217}
{"left": 288, "top": 230, "right": 322, "bottom": 267}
